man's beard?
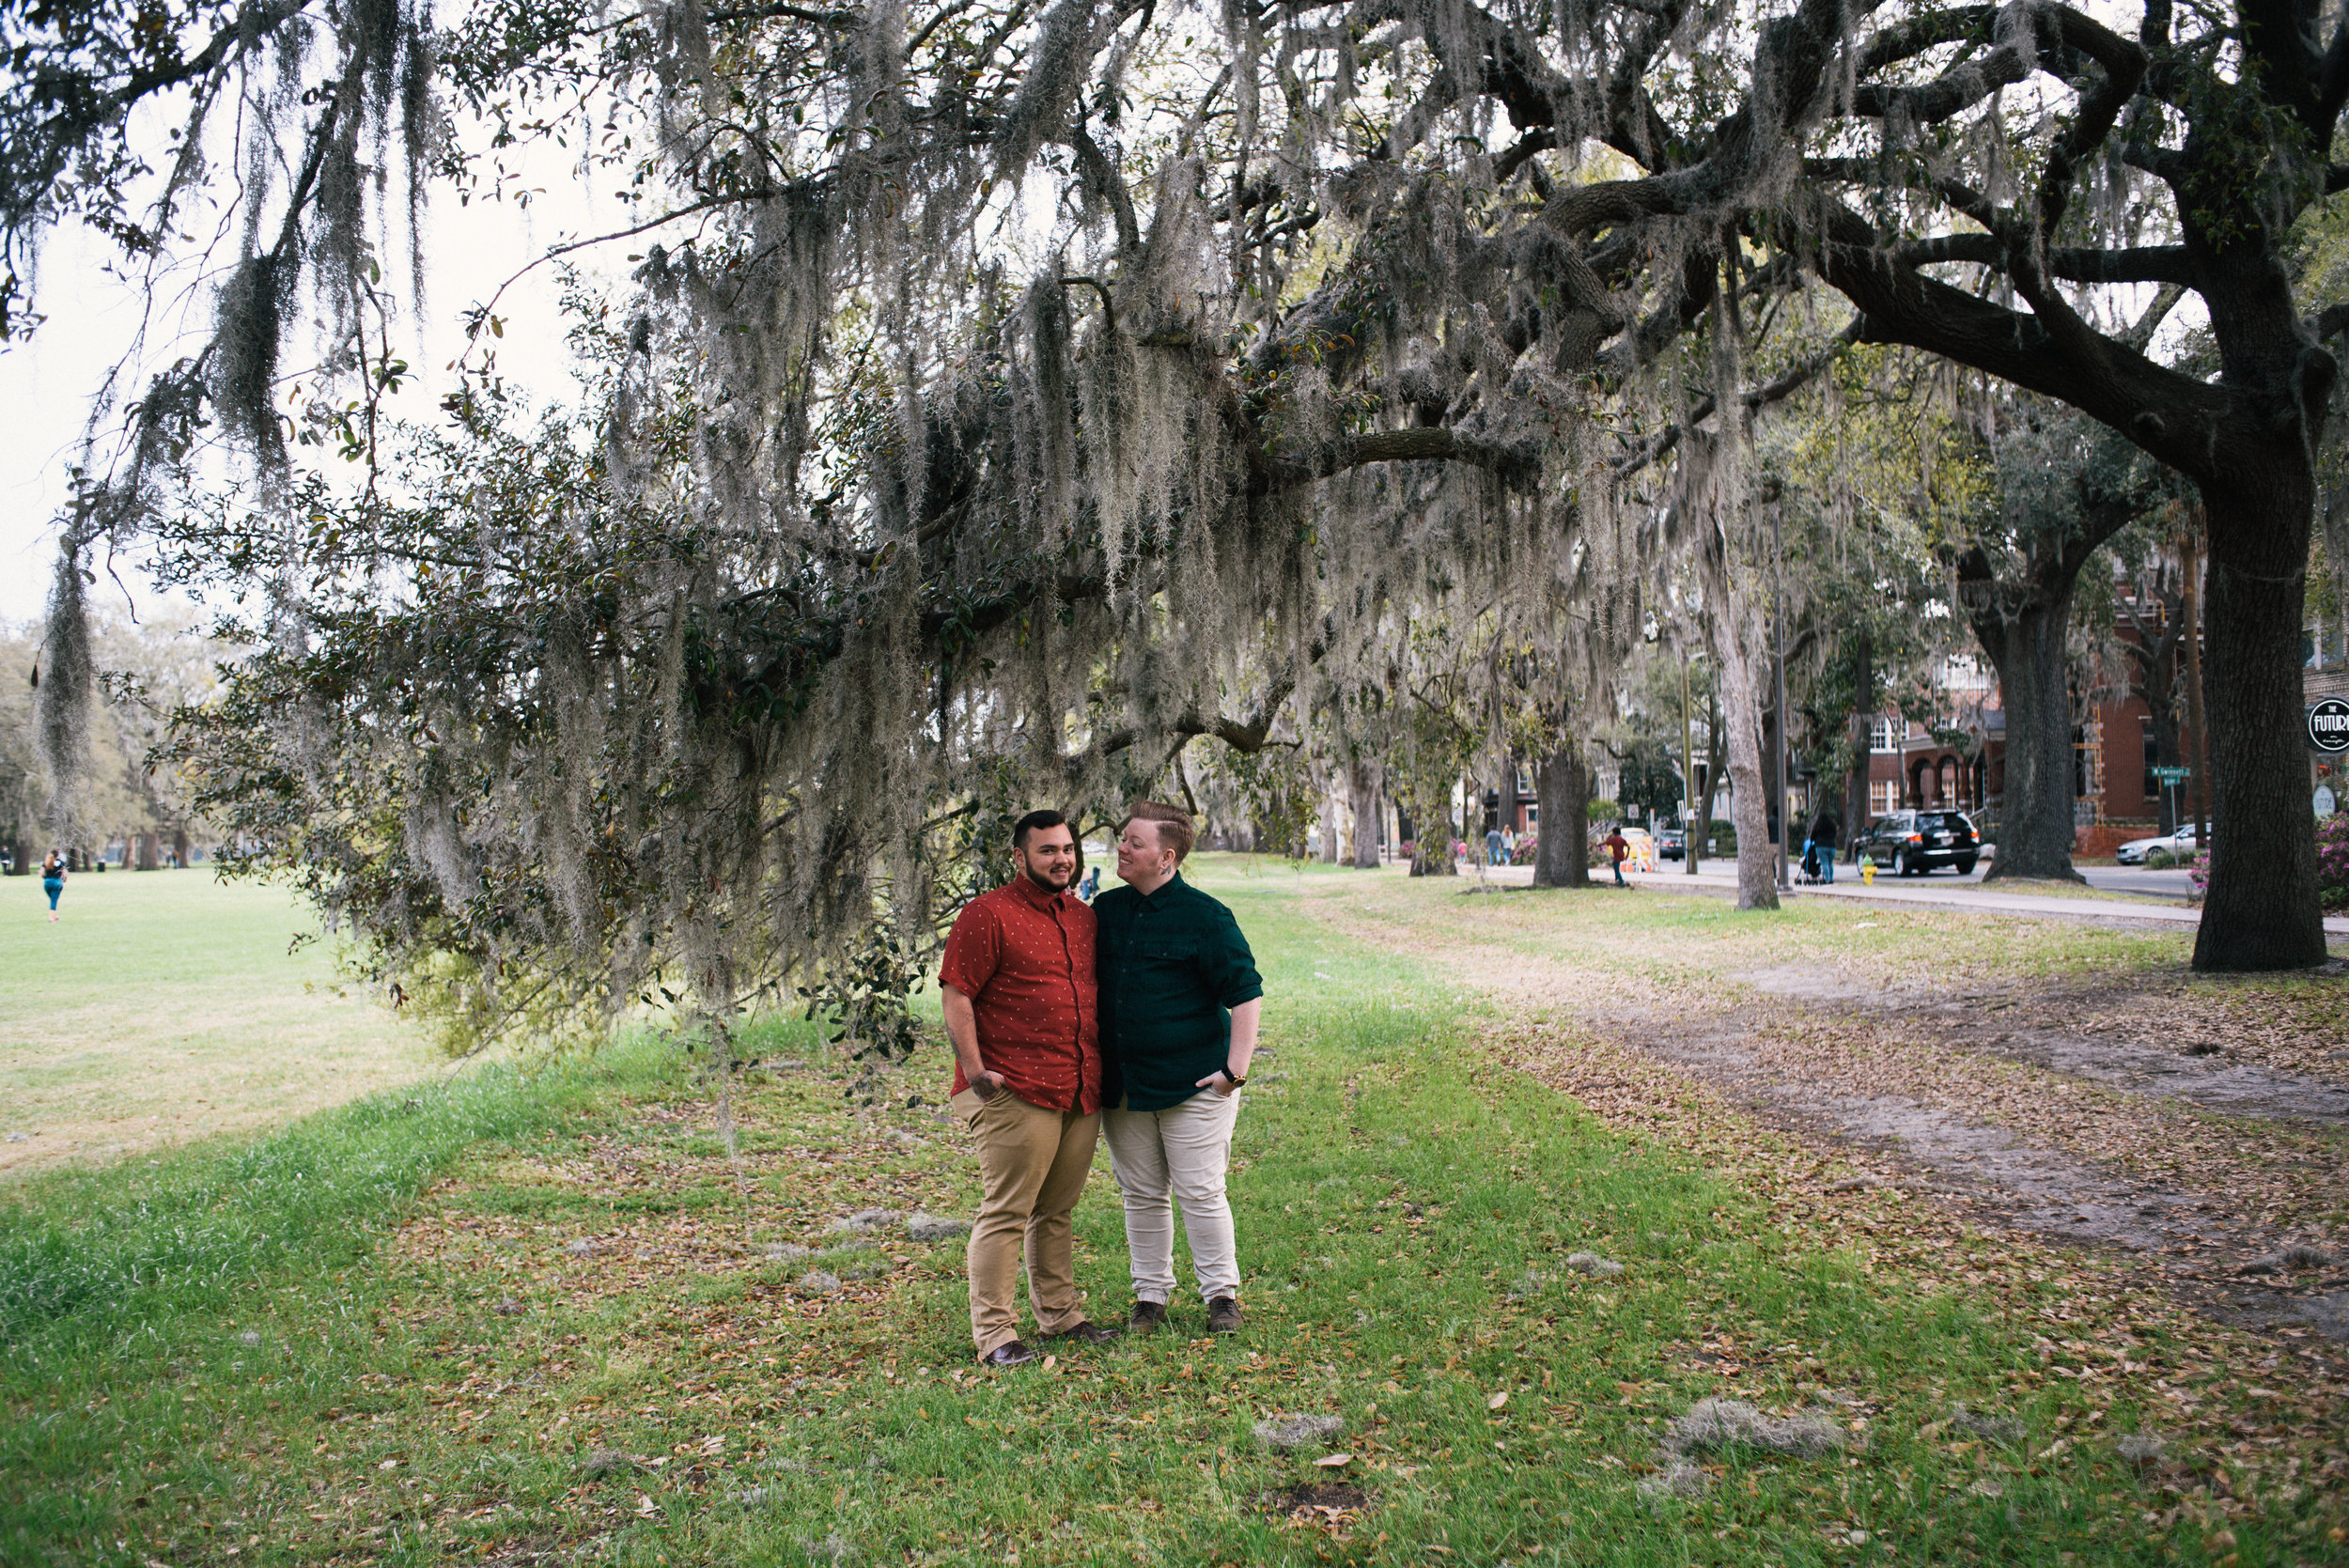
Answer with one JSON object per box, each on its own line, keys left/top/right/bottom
{"left": 1022, "top": 861, "right": 1075, "bottom": 893}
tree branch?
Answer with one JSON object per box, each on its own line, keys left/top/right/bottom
{"left": 1896, "top": 234, "right": 2195, "bottom": 285}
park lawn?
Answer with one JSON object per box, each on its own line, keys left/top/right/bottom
{"left": 1972, "top": 877, "right": 2197, "bottom": 908}
{"left": 0, "top": 870, "right": 439, "bottom": 1178}
{"left": 1306, "top": 855, "right": 2345, "bottom": 991}
{"left": 0, "top": 863, "right": 2340, "bottom": 1565}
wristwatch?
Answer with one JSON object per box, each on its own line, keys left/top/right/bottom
{"left": 1221, "top": 1069, "right": 1248, "bottom": 1088}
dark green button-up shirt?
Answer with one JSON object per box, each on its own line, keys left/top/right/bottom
{"left": 1094, "top": 871, "right": 1265, "bottom": 1111}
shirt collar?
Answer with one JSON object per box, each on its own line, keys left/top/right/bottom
{"left": 1138, "top": 870, "right": 1186, "bottom": 904}
{"left": 1007, "top": 874, "right": 1067, "bottom": 910}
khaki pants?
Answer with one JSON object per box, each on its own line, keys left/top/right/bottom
{"left": 1103, "top": 1089, "right": 1242, "bottom": 1304}
{"left": 954, "top": 1088, "right": 1100, "bottom": 1357}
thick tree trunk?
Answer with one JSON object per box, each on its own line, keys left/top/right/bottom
{"left": 2195, "top": 476, "right": 2326, "bottom": 970}
{"left": 1347, "top": 760, "right": 1380, "bottom": 869}
{"left": 1316, "top": 774, "right": 1340, "bottom": 863}
{"left": 134, "top": 831, "right": 159, "bottom": 871}
{"left": 1532, "top": 742, "right": 1590, "bottom": 889}
{"left": 1709, "top": 589, "right": 1780, "bottom": 910}
{"left": 6, "top": 835, "right": 27, "bottom": 875}
{"left": 1976, "top": 595, "right": 2084, "bottom": 882}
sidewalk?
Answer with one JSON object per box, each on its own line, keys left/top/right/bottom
{"left": 1454, "top": 857, "right": 2349, "bottom": 937}
{"left": 1616, "top": 858, "right": 2349, "bottom": 936}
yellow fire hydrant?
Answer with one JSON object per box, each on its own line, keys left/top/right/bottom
{"left": 1860, "top": 859, "right": 1876, "bottom": 885}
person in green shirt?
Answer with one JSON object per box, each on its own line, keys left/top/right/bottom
{"left": 1093, "top": 800, "right": 1264, "bottom": 1335}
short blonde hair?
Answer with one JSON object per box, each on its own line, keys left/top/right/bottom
{"left": 1124, "top": 800, "right": 1195, "bottom": 862}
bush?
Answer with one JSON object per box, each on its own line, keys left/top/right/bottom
{"left": 1587, "top": 799, "right": 1623, "bottom": 824}
{"left": 2145, "top": 848, "right": 2178, "bottom": 870}
{"left": 2321, "top": 814, "right": 2349, "bottom": 913}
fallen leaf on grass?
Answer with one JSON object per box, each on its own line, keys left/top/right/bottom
{"left": 1486, "top": 1389, "right": 1509, "bottom": 1409}
{"left": 1315, "top": 1452, "right": 1355, "bottom": 1468}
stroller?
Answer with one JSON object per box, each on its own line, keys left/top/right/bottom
{"left": 1794, "top": 838, "right": 1826, "bottom": 885}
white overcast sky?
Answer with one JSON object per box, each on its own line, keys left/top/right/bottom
{"left": 0, "top": 121, "right": 620, "bottom": 627}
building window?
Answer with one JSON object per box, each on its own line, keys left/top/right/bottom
{"left": 1869, "top": 717, "right": 1900, "bottom": 753}
{"left": 1869, "top": 779, "right": 1899, "bottom": 817}
{"left": 2140, "top": 719, "right": 2158, "bottom": 800}
{"left": 1524, "top": 806, "right": 1538, "bottom": 828}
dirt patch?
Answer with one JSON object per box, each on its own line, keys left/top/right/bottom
{"left": 1259, "top": 1482, "right": 1375, "bottom": 1531}
{"left": 1301, "top": 878, "right": 2349, "bottom": 1343}
{"left": 1971, "top": 1030, "right": 2349, "bottom": 1122}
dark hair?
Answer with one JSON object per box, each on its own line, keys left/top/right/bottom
{"left": 1011, "top": 809, "right": 1070, "bottom": 851}
{"left": 1124, "top": 800, "right": 1195, "bottom": 862}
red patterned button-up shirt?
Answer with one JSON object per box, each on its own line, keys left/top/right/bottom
{"left": 938, "top": 876, "right": 1101, "bottom": 1113}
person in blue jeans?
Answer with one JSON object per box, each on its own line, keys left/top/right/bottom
{"left": 40, "top": 849, "right": 66, "bottom": 921}
{"left": 1807, "top": 813, "right": 1840, "bottom": 883}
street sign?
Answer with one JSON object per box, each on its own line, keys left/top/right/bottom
{"left": 2311, "top": 697, "right": 2349, "bottom": 753}
{"left": 2151, "top": 765, "right": 2191, "bottom": 784}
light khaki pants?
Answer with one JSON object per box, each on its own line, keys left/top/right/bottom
{"left": 1103, "top": 1089, "right": 1242, "bottom": 1304}
{"left": 955, "top": 1088, "right": 1100, "bottom": 1358}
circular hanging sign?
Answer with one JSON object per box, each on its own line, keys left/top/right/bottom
{"left": 2311, "top": 697, "right": 2349, "bottom": 753}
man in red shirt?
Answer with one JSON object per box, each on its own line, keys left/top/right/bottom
{"left": 939, "top": 810, "right": 1120, "bottom": 1366}
{"left": 1605, "top": 826, "right": 1630, "bottom": 887}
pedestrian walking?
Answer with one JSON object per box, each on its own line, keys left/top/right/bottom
{"left": 1484, "top": 826, "right": 1503, "bottom": 865}
{"left": 939, "top": 809, "right": 1121, "bottom": 1368}
{"left": 1095, "top": 801, "right": 1264, "bottom": 1337}
{"left": 1604, "top": 826, "right": 1630, "bottom": 887}
{"left": 40, "top": 849, "right": 66, "bottom": 920}
{"left": 1808, "top": 811, "right": 1840, "bottom": 884}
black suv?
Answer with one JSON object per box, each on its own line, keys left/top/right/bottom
{"left": 1855, "top": 810, "right": 1980, "bottom": 876}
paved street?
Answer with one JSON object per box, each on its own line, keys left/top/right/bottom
{"left": 1452, "top": 854, "right": 2349, "bottom": 938}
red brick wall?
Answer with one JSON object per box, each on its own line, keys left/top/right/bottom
{"left": 2075, "top": 821, "right": 2156, "bottom": 859}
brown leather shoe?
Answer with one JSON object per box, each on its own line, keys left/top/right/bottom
{"left": 1045, "top": 1320, "right": 1122, "bottom": 1345}
{"left": 1128, "top": 1299, "right": 1170, "bottom": 1335}
{"left": 1206, "top": 1296, "right": 1242, "bottom": 1334}
{"left": 980, "top": 1340, "right": 1037, "bottom": 1367}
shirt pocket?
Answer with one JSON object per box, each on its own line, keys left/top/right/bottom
{"left": 1137, "top": 939, "right": 1198, "bottom": 970}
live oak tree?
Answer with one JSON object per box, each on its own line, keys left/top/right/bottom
{"left": 12, "top": 0, "right": 2348, "bottom": 1033}
{"left": 1948, "top": 404, "right": 2174, "bottom": 880}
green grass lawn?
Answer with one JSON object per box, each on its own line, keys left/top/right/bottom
{"left": 0, "top": 870, "right": 438, "bottom": 1178}
{"left": 1, "top": 861, "right": 2339, "bottom": 1566}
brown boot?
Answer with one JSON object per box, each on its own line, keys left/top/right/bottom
{"left": 1128, "top": 1299, "right": 1170, "bottom": 1335}
{"left": 1206, "top": 1296, "right": 1242, "bottom": 1334}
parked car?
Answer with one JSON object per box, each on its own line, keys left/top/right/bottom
{"left": 2115, "top": 823, "right": 2207, "bottom": 865}
{"left": 1657, "top": 828, "right": 1687, "bottom": 861}
{"left": 1854, "top": 809, "right": 1980, "bottom": 876}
